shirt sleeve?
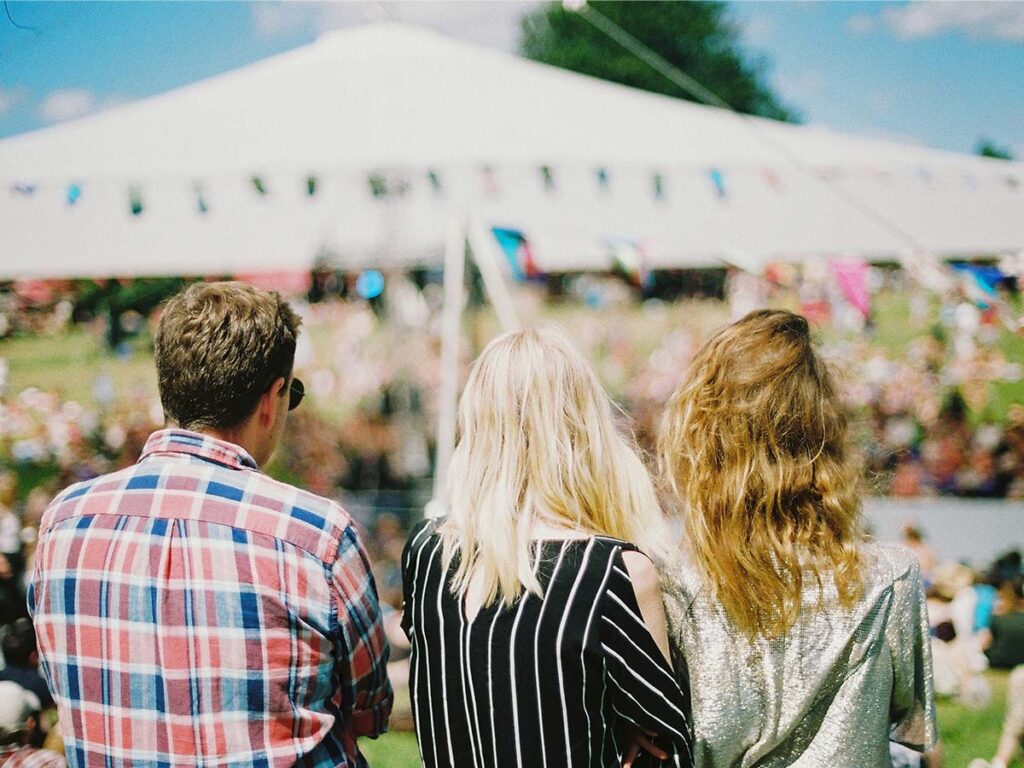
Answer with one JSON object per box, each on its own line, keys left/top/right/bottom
{"left": 600, "top": 547, "right": 693, "bottom": 765}
{"left": 886, "top": 551, "right": 938, "bottom": 751}
{"left": 331, "top": 523, "right": 393, "bottom": 739}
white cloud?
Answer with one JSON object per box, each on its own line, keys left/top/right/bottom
{"left": 0, "top": 87, "right": 26, "bottom": 118}
{"left": 249, "top": 0, "right": 538, "bottom": 52}
{"left": 773, "top": 71, "right": 825, "bottom": 104}
{"left": 37, "top": 89, "right": 126, "bottom": 123}
{"left": 250, "top": 2, "right": 314, "bottom": 39}
{"left": 882, "top": 1, "right": 1024, "bottom": 42}
{"left": 741, "top": 13, "right": 777, "bottom": 46}
{"left": 845, "top": 13, "right": 876, "bottom": 35}
{"left": 39, "top": 88, "right": 96, "bottom": 123}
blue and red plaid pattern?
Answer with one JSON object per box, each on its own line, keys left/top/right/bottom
{"left": 29, "top": 429, "right": 391, "bottom": 768}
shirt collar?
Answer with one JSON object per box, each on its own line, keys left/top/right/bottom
{"left": 139, "top": 428, "right": 260, "bottom": 471}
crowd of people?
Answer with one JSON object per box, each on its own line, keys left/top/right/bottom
{"left": 3, "top": 268, "right": 1023, "bottom": 510}
{"left": 903, "top": 527, "right": 1024, "bottom": 768}
{"left": 0, "top": 276, "right": 1021, "bottom": 767}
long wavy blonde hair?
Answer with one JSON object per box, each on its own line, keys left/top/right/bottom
{"left": 659, "top": 309, "right": 864, "bottom": 638}
{"left": 437, "top": 325, "right": 670, "bottom": 607}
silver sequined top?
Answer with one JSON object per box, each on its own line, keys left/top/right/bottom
{"left": 661, "top": 541, "right": 937, "bottom": 768}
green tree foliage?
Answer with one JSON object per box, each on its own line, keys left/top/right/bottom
{"left": 520, "top": 1, "right": 797, "bottom": 122}
{"left": 975, "top": 138, "right": 1014, "bottom": 161}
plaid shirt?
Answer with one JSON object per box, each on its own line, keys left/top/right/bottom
{"left": 0, "top": 753, "right": 66, "bottom": 768}
{"left": 29, "top": 429, "right": 392, "bottom": 768}
{"left": 0, "top": 748, "right": 67, "bottom": 768}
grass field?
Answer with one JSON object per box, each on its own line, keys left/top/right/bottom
{"left": 357, "top": 668, "right": 1021, "bottom": 767}
{"left": 6, "top": 292, "right": 1024, "bottom": 421}
{"left": 2, "top": 325, "right": 156, "bottom": 402}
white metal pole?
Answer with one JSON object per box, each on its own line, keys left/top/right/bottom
{"left": 431, "top": 214, "right": 467, "bottom": 509}
{"left": 467, "top": 214, "right": 521, "bottom": 332}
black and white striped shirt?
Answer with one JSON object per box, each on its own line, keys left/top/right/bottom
{"left": 401, "top": 520, "right": 692, "bottom": 768}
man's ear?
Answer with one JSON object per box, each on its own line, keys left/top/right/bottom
{"left": 258, "top": 377, "right": 286, "bottom": 427}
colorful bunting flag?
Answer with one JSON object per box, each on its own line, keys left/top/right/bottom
{"left": 482, "top": 166, "right": 499, "bottom": 198}
{"left": 541, "top": 165, "right": 555, "bottom": 192}
{"left": 652, "top": 173, "right": 665, "bottom": 201}
{"left": 492, "top": 227, "right": 540, "bottom": 281}
{"left": 607, "top": 237, "right": 652, "bottom": 289}
{"left": 709, "top": 168, "right": 726, "bottom": 199}
{"left": 66, "top": 183, "right": 82, "bottom": 206}
{"left": 129, "top": 186, "right": 144, "bottom": 216}
{"left": 251, "top": 176, "right": 268, "bottom": 196}
{"left": 306, "top": 175, "right": 318, "bottom": 197}
{"left": 829, "top": 258, "right": 870, "bottom": 318}
{"left": 368, "top": 172, "right": 387, "bottom": 198}
{"left": 596, "top": 167, "right": 610, "bottom": 192}
{"left": 194, "top": 182, "right": 209, "bottom": 214}
{"left": 10, "top": 182, "right": 36, "bottom": 196}
{"left": 427, "top": 169, "right": 443, "bottom": 195}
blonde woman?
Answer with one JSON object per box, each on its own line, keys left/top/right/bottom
{"left": 402, "top": 326, "right": 692, "bottom": 768}
{"left": 658, "top": 309, "right": 937, "bottom": 767}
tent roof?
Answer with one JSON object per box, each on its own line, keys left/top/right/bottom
{"left": 2, "top": 23, "right": 1017, "bottom": 177}
{"left": 1, "top": 22, "right": 1022, "bottom": 278}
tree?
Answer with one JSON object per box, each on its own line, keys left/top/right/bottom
{"left": 520, "top": 1, "right": 797, "bottom": 122}
{"left": 976, "top": 138, "right": 1014, "bottom": 161}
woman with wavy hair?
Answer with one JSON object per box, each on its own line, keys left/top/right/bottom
{"left": 402, "top": 325, "right": 691, "bottom": 768}
{"left": 658, "top": 309, "right": 936, "bottom": 767}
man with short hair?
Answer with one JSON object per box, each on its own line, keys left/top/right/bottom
{"left": 30, "top": 282, "right": 391, "bottom": 768}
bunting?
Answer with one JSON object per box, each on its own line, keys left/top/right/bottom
{"left": 492, "top": 227, "right": 540, "bottom": 282}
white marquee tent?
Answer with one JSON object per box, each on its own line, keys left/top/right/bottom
{"left": 1, "top": 22, "right": 1022, "bottom": 279}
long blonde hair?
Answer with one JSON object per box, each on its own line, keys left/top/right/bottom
{"left": 659, "top": 309, "right": 863, "bottom": 638}
{"left": 437, "top": 325, "right": 670, "bottom": 607}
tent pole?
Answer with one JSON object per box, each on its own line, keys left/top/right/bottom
{"left": 430, "top": 214, "right": 467, "bottom": 511}
{"left": 467, "top": 214, "right": 520, "bottom": 333}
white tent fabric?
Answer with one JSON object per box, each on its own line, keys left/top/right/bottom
{"left": 0, "top": 23, "right": 1022, "bottom": 278}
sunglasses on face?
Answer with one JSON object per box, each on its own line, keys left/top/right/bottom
{"left": 288, "top": 378, "right": 305, "bottom": 411}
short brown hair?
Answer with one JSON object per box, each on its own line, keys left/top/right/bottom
{"left": 154, "top": 281, "right": 301, "bottom": 430}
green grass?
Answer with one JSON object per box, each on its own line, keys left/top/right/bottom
{"left": 2, "top": 326, "right": 156, "bottom": 405}
{"left": 937, "top": 668, "right": 1020, "bottom": 767}
{"left": 360, "top": 732, "right": 421, "bottom": 768}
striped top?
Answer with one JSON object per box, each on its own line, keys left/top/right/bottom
{"left": 401, "top": 520, "right": 692, "bottom": 768}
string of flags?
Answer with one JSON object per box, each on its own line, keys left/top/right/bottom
{"left": 5, "top": 163, "right": 1021, "bottom": 216}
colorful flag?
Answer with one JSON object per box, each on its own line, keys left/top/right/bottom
{"left": 709, "top": 168, "right": 726, "bottom": 199}
{"left": 607, "top": 237, "right": 652, "bottom": 289}
{"left": 830, "top": 258, "right": 870, "bottom": 318}
{"left": 492, "top": 227, "right": 540, "bottom": 281}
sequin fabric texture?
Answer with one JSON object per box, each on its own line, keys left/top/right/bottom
{"left": 661, "top": 541, "right": 937, "bottom": 768}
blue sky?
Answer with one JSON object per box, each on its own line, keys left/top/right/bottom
{"left": 0, "top": 1, "right": 1021, "bottom": 157}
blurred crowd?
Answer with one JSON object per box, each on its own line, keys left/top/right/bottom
{"left": 907, "top": 525, "right": 1024, "bottom": 768}
{"left": 0, "top": 267, "right": 1023, "bottom": 759}
{"left": 2, "top": 268, "right": 1024, "bottom": 512}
